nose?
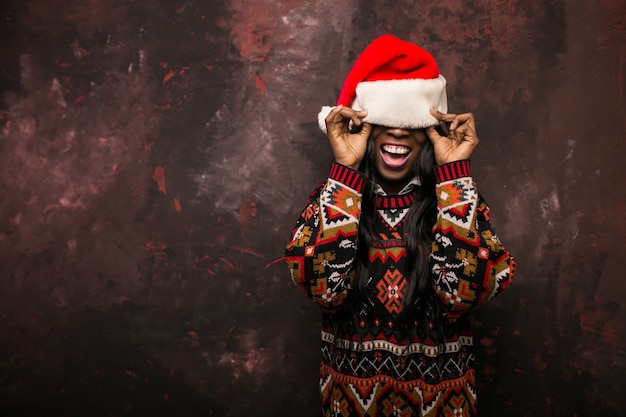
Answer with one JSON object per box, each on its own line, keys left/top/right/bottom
{"left": 386, "top": 127, "right": 411, "bottom": 138}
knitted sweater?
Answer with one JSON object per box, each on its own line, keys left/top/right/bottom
{"left": 285, "top": 160, "right": 516, "bottom": 417}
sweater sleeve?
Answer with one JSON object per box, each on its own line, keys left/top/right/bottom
{"left": 284, "top": 163, "right": 366, "bottom": 313}
{"left": 430, "top": 160, "right": 516, "bottom": 319}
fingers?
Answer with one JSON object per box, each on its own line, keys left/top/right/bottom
{"left": 430, "top": 108, "right": 456, "bottom": 124}
{"left": 360, "top": 122, "right": 373, "bottom": 139}
{"left": 430, "top": 109, "right": 476, "bottom": 134}
{"left": 326, "top": 105, "right": 368, "bottom": 131}
{"left": 425, "top": 125, "right": 442, "bottom": 143}
{"left": 451, "top": 119, "right": 473, "bottom": 139}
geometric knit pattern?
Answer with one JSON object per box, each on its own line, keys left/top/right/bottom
{"left": 285, "top": 160, "right": 516, "bottom": 416}
{"left": 320, "top": 363, "right": 477, "bottom": 417}
{"left": 375, "top": 268, "right": 406, "bottom": 314}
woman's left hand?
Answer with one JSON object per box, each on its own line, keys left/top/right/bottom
{"left": 426, "top": 109, "right": 479, "bottom": 165}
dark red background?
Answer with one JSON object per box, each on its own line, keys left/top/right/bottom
{"left": 1, "top": 0, "right": 625, "bottom": 416}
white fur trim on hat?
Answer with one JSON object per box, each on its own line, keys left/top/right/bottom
{"left": 354, "top": 75, "right": 447, "bottom": 129}
{"left": 318, "top": 105, "right": 334, "bottom": 132}
{"left": 317, "top": 76, "right": 447, "bottom": 133}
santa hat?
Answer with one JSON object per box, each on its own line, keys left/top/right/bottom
{"left": 318, "top": 34, "right": 447, "bottom": 132}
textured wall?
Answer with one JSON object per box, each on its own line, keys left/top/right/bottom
{"left": 0, "top": 0, "right": 625, "bottom": 416}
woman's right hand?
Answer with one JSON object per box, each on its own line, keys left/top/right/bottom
{"left": 324, "top": 105, "right": 372, "bottom": 171}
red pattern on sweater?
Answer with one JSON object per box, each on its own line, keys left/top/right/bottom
{"left": 285, "top": 161, "right": 516, "bottom": 416}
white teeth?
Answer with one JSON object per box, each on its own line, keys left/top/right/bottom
{"left": 382, "top": 144, "right": 410, "bottom": 155}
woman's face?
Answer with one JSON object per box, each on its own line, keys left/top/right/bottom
{"left": 370, "top": 125, "right": 428, "bottom": 194}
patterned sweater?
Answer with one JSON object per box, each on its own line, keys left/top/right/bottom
{"left": 285, "top": 160, "right": 516, "bottom": 417}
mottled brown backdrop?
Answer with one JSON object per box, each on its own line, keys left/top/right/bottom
{"left": 1, "top": 0, "right": 625, "bottom": 416}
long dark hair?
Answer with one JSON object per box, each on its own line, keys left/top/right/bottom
{"left": 338, "top": 130, "right": 441, "bottom": 340}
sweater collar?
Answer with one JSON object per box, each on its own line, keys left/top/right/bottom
{"left": 373, "top": 178, "right": 420, "bottom": 210}
{"left": 372, "top": 176, "right": 421, "bottom": 196}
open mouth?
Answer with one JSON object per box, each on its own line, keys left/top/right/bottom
{"left": 380, "top": 144, "right": 412, "bottom": 168}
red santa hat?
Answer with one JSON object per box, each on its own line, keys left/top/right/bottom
{"left": 318, "top": 34, "right": 447, "bottom": 132}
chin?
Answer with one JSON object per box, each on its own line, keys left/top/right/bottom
{"left": 375, "top": 163, "right": 412, "bottom": 182}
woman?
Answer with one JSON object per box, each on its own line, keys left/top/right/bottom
{"left": 284, "top": 34, "right": 516, "bottom": 417}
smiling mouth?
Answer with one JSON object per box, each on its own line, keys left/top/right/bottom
{"left": 380, "top": 144, "right": 411, "bottom": 168}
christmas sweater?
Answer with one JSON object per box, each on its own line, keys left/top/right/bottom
{"left": 285, "top": 160, "right": 516, "bottom": 417}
